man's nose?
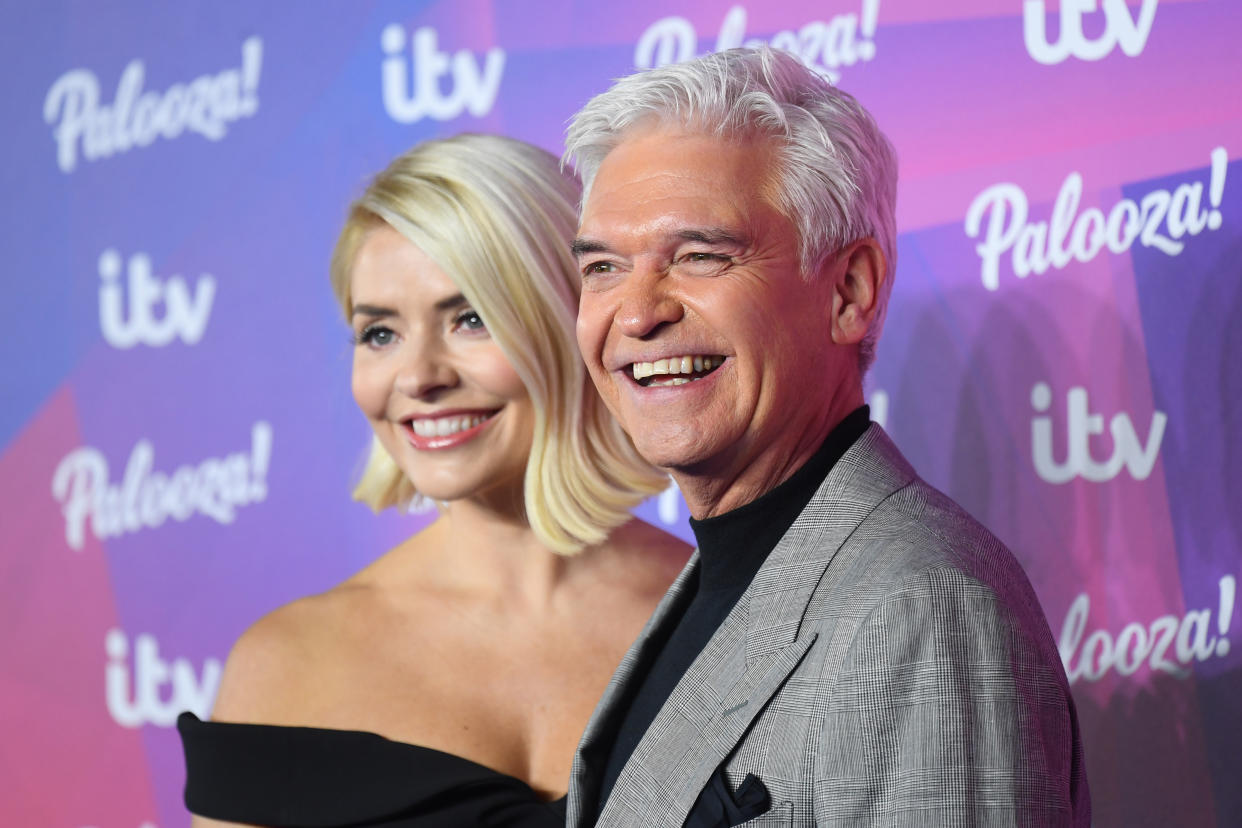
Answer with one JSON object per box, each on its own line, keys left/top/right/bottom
{"left": 393, "top": 338, "right": 457, "bottom": 399}
{"left": 614, "top": 264, "right": 683, "bottom": 338}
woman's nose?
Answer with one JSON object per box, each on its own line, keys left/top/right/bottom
{"left": 393, "top": 340, "right": 457, "bottom": 399}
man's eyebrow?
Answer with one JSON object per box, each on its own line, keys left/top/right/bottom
{"left": 571, "top": 238, "right": 609, "bottom": 258}
{"left": 571, "top": 229, "right": 746, "bottom": 258}
{"left": 675, "top": 228, "right": 747, "bottom": 247}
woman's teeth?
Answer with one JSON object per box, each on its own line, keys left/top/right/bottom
{"left": 409, "top": 413, "right": 493, "bottom": 437}
{"left": 631, "top": 355, "right": 724, "bottom": 386}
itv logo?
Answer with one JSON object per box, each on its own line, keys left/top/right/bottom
{"left": 98, "top": 248, "right": 216, "bottom": 349}
{"left": 1023, "top": 0, "right": 1159, "bottom": 65}
{"left": 380, "top": 23, "right": 505, "bottom": 124}
{"left": 1030, "top": 382, "right": 1166, "bottom": 484}
{"left": 105, "top": 629, "right": 221, "bottom": 728}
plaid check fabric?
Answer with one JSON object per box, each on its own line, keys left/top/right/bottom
{"left": 568, "top": 425, "right": 1090, "bottom": 828}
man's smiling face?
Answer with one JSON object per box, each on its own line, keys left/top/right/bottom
{"left": 574, "top": 127, "right": 849, "bottom": 508}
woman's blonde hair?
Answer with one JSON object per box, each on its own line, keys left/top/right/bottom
{"left": 331, "top": 134, "right": 667, "bottom": 554}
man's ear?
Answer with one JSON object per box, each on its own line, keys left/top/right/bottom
{"left": 827, "top": 238, "right": 886, "bottom": 346}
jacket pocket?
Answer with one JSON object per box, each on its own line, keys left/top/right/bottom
{"left": 683, "top": 770, "right": 771, "bottom": 828}
{"left": 735, "top": 801, "right": 793, "bottom": 827}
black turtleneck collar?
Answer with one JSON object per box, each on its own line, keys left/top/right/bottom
{"left": 688, "top": 405, "right": 871, "bottom": 592}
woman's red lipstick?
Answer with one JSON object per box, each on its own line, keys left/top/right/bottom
{"left": 402, "top": 410, "right": 498, "bottom": 450}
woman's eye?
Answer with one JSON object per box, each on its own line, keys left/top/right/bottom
{"left": 455, "top": 310, "right": 486, "bottom": 331}
{"left": 356, "top": 325, "right": 395, "bottom": 347}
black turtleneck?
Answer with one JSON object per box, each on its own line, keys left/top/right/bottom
{"left": 593, "top": 406, "right": 871, "bottom": 817}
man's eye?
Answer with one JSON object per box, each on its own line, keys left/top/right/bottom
{"left": 678, "top": 252, "right": 730, "bottom": 272}
{"left": 683, "top": 252, "right": 724, "bottom": 263}
{"left": 583, "top": 261, "right": 616, "bottom": 276}
{"left": 455, "top": 310, "right": 486, "bottom": 331}
{"left": 356, "top": 324, "right": 395, "bottom": 347}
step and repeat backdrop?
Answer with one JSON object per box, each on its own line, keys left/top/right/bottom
{"left": 3, "top": 1, "right": 1239, "bottom": 826}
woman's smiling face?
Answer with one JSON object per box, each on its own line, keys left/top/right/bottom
{"left": 349, "top": 223, "right": 534, "bottom": 506}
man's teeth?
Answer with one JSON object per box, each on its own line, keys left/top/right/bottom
{"left": 631, "top": 355, "right": 723, "bottom": 383}
{"left": 410, "top": 413, "right": 492, "bottom": 438}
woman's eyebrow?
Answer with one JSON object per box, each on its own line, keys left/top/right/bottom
{"left": 351, "top": 294, "right": 468, "bottom": 320}
{"left": 432, "top": 293, "right": 469, "bottom": 312}
{"left": 351, "top": 303, "right": 394, "bottom": 319}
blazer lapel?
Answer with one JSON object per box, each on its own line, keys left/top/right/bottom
{"left": 598, "top": 621, "right": 818, "bottom": 828}
{"left": 567, "top": 552, "right": 701, "bottom": 827}
{"left": 744, "top": 425, "right": 916, "bottom": 660}
{"left": 597, "top": 425, "right": 917, "bottom": 827}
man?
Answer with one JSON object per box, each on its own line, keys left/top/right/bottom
{"left": 563, "top": 48, "right": 1090, "bottom": 827}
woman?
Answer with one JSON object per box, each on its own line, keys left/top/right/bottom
{"left": 178, "top": 134, "right": 691, "bottom": 826}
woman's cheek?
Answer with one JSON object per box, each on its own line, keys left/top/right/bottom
{"left": 351, "top": 360, "right": 389, "bottom": 419}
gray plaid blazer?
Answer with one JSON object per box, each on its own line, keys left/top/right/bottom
{"left": 568, "top": 425, "right": 1090, "bottom": 827}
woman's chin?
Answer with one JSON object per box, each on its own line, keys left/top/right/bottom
{"left": 406, "top": 472, "right": 526, "bottom": 512}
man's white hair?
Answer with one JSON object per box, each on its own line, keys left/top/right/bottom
{"left": 565, "top": 47, "right": 898, "bottom": 372}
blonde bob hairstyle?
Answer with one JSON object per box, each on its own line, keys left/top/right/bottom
{"left": 330, "top": 134, "right": 667, "bottom": 554}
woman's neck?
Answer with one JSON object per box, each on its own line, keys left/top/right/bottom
{"left": 415, "top": 497, "right": 574, "bottom": 611}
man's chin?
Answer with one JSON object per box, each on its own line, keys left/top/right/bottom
{"left": 629, "top": 440, "right": 696, "bottom": 472}
{"left": 629, "top": 435, "right": 726, "bottom": 478}
{"left": 614, "top": 401, "right": 741, "bottom": 470}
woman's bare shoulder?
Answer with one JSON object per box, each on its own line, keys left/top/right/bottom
{"left": 207, "top": 578, "right": 384, "bottom": 725}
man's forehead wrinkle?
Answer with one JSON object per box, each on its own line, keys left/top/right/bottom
{"left": 593, "top": 166, "right": 709, "bottom": 205}
{"left": 579, "top": 132, "right": 782, "bottom": 257}
{"left": 584, "top": 182, "right": 751, "bottom": 231}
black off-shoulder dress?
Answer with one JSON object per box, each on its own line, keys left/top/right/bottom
{"left": 177, "top": 712, "right": 567, "bottom": 827}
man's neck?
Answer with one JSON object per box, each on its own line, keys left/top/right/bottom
{"left": 674, "top": 385, "right": 866, "bottom": 519}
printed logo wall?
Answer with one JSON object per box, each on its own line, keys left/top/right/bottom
{"left": 2, "top": 2, "right": 1239, "bottom": 826}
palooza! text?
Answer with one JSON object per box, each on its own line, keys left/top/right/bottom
{"left": 52, "top": 422, "right": 272, "bottom": 551}
{"left": 44, "top": 37, "right": 262, "bottom": 173}
{"left": 965, "top": 147, "right": 1228, "bottom": 290}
